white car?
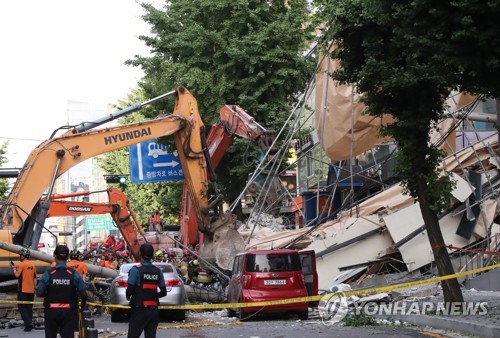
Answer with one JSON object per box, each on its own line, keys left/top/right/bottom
{"left": 36, "top": 241, "right": 51, "bottom": 255}
{"left": 109, "top": 262, "right": 186, "bottom": 322}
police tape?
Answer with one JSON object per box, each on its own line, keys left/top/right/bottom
{"left": 0, "top": 300, "right": 41, "bottom": 305}
{"left": 168, "top": 262, "right": 497, "bottom": 309}
{"left": 339, "top": 262, "right": 500, "bottom": 299}
{"left": 2, "top": 263, "right": 498, "bottom": 310}
{"left": 157, "top": 262, "right": 499, "bottom": 309}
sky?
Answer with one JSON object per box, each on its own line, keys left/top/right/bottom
{"left": 0, "top": 0, "right": 154, "bottom": 168}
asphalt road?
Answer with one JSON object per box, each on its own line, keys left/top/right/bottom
{"left": 1, "top": 309, "right": 474, "bottom": 338}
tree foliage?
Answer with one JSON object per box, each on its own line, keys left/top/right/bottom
{"left": 318, "top": 0, "right": 500, "bottom": 210}
{"left": 317, "top": 0, "right": 500, "bottom": 302}
{"left": 127, "top": 0, "right": 316, "bottom": 205}
{"left": 0, "top": 142, "right": 9, "bottom": 200}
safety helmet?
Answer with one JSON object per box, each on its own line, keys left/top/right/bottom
{"left": 19, "top": 247, "right": 30, "bottom": 259}
{"left": 69, "top": 249, "right": 80, "bottom": 260}
{"left": 139, "top": 243, "right": 154, "bottom": 260}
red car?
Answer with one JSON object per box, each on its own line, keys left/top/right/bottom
{"left": 226, "top": 249, "right": 317, "bottom": 320}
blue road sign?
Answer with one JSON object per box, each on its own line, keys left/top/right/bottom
{"left": 129, "top": 140, "right": 185, "bottom": 183}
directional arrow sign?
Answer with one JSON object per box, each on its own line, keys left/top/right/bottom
{"left": 129, "top": 140, "right": 185, "bottom": 183}
{"left": 153, "top": 160, "right": 179, "bottom": 168}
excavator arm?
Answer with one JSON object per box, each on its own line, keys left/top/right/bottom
{"left": 0, "top": 86, "right": 244, "bottom": 273}
{"left": 1, "top": 113, "right": 183, "bottom": 244}
{"left": 181, "top": 105, "right": 277, "bottom": 261}
{"left": 44, "top": 190, "right": 118, "bottom": 218}
{"left": 42, "top": 188, "right": 145, "bottom": 260}
{"left": 0, "top": 87, "right": 211, "bottom": 250}
{"left": 208, "top": 105, "right": 277, "bottom": 166}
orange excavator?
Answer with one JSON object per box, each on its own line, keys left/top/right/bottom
{"left": 0, "top": 87, "right": 245, "bottom": 277}
{"left": 41, "top": 188, "right": 153, "bottom": 260}
{"left": 180, "top": 105, "right": 278, "bottom": 251}
{"left": 43, "top": 187, "right": 182, "bottom": 261}
{"left": 43, "top": 105, "right": 279, "bottom": 267}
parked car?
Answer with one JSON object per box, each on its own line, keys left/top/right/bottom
{"left": 36, "top": 241, "right": 51, "bottom": 255}
{"left": 226, "top": 249, "right": 317, "bottom": 320}
{"left": 109, "top": 262, "right": 186, "bottom": 322}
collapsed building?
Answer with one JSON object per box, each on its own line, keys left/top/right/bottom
{"left": 239, "top": 53, "right": 500, "bottom": 292}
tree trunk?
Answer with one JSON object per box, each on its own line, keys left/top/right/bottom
{"left": 417, "top": 179, "right": 464, "bottom": 303}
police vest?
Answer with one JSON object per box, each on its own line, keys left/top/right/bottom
{"left": 130, "top": 264, "right": 161, "bottom": 308}
{"left": 44, "top": 267, "right": 78, "bottom": 309}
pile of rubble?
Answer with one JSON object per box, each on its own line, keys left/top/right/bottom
{"left": 243, "top": 135, "right": 500, "bottom": 291}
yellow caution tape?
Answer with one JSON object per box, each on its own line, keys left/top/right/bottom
{"left": 0, "top": 300, "right": 42, "bottom": 305}
{"left": 339, "top": 262, "right": 500, "bottom": 298}
{"left": 2, "top": 263, "right": 498, "bottom": 309}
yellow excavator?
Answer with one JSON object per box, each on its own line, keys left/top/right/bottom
{"left": 0, "top": 87, "right": 245, "bottom": 278}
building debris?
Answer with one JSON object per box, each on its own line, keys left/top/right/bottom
{"left": 241, "top": 133, "right": 500, "bottom": 292}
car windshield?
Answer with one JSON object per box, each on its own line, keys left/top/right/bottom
{"left": 245, "top": 253, "right": 302, "bottom": 272}
{"left": 120, "top": 263, "right": 174, "bottom": 274}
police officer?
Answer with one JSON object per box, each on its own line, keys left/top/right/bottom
{"left": 126, "top": 243, "right": 167, "bottom": 338}
{"left": 36, "top": 245, "right": 88, "bottom": 338}
{"left": 12, "top": 248, "right": 36, "bottom": 332}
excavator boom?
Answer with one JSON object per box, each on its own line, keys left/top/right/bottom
{"left": 180, "top": 105, "right": 277, "bottom": 266}
{"left": 0, "top": 87, "right": 232, "bottom": 274}
{"left": 1, "top": 114, "right": 185, "bottom": 244}
{"left": 41, "top": 188, "right": 146, "bottom": 260}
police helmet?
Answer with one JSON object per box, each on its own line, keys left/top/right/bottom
{"left": 139, "top": 243, "right": 154, "bottom": 260}
{"left": 70, "top": 249, "right": 80, "bottom": 260}
{"left": 19, "top": 247, "right": 30, "bottom": 259}
{"left": 54, "top": 245, "right": 69, "bottom": 260}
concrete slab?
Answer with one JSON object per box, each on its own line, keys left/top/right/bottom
{"left": 464, "top": 268, "right": 500, "bottom": 292}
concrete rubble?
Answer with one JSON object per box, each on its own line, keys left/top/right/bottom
{"left": 241, "top": 134, "right": 500, "bottom": 294}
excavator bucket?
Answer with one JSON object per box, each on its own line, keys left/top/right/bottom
{"left": 197, "top": 212, "right": 246, "bottom": 272}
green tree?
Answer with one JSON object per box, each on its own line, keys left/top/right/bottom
{"left": 128, "top": 0, "right": 315, "bottom": 217}
{"left": 318, "top": 0, "right": 500, "bottom": 303}
{"left": 0, "top": 142, "right": 9, "bottom": 200}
